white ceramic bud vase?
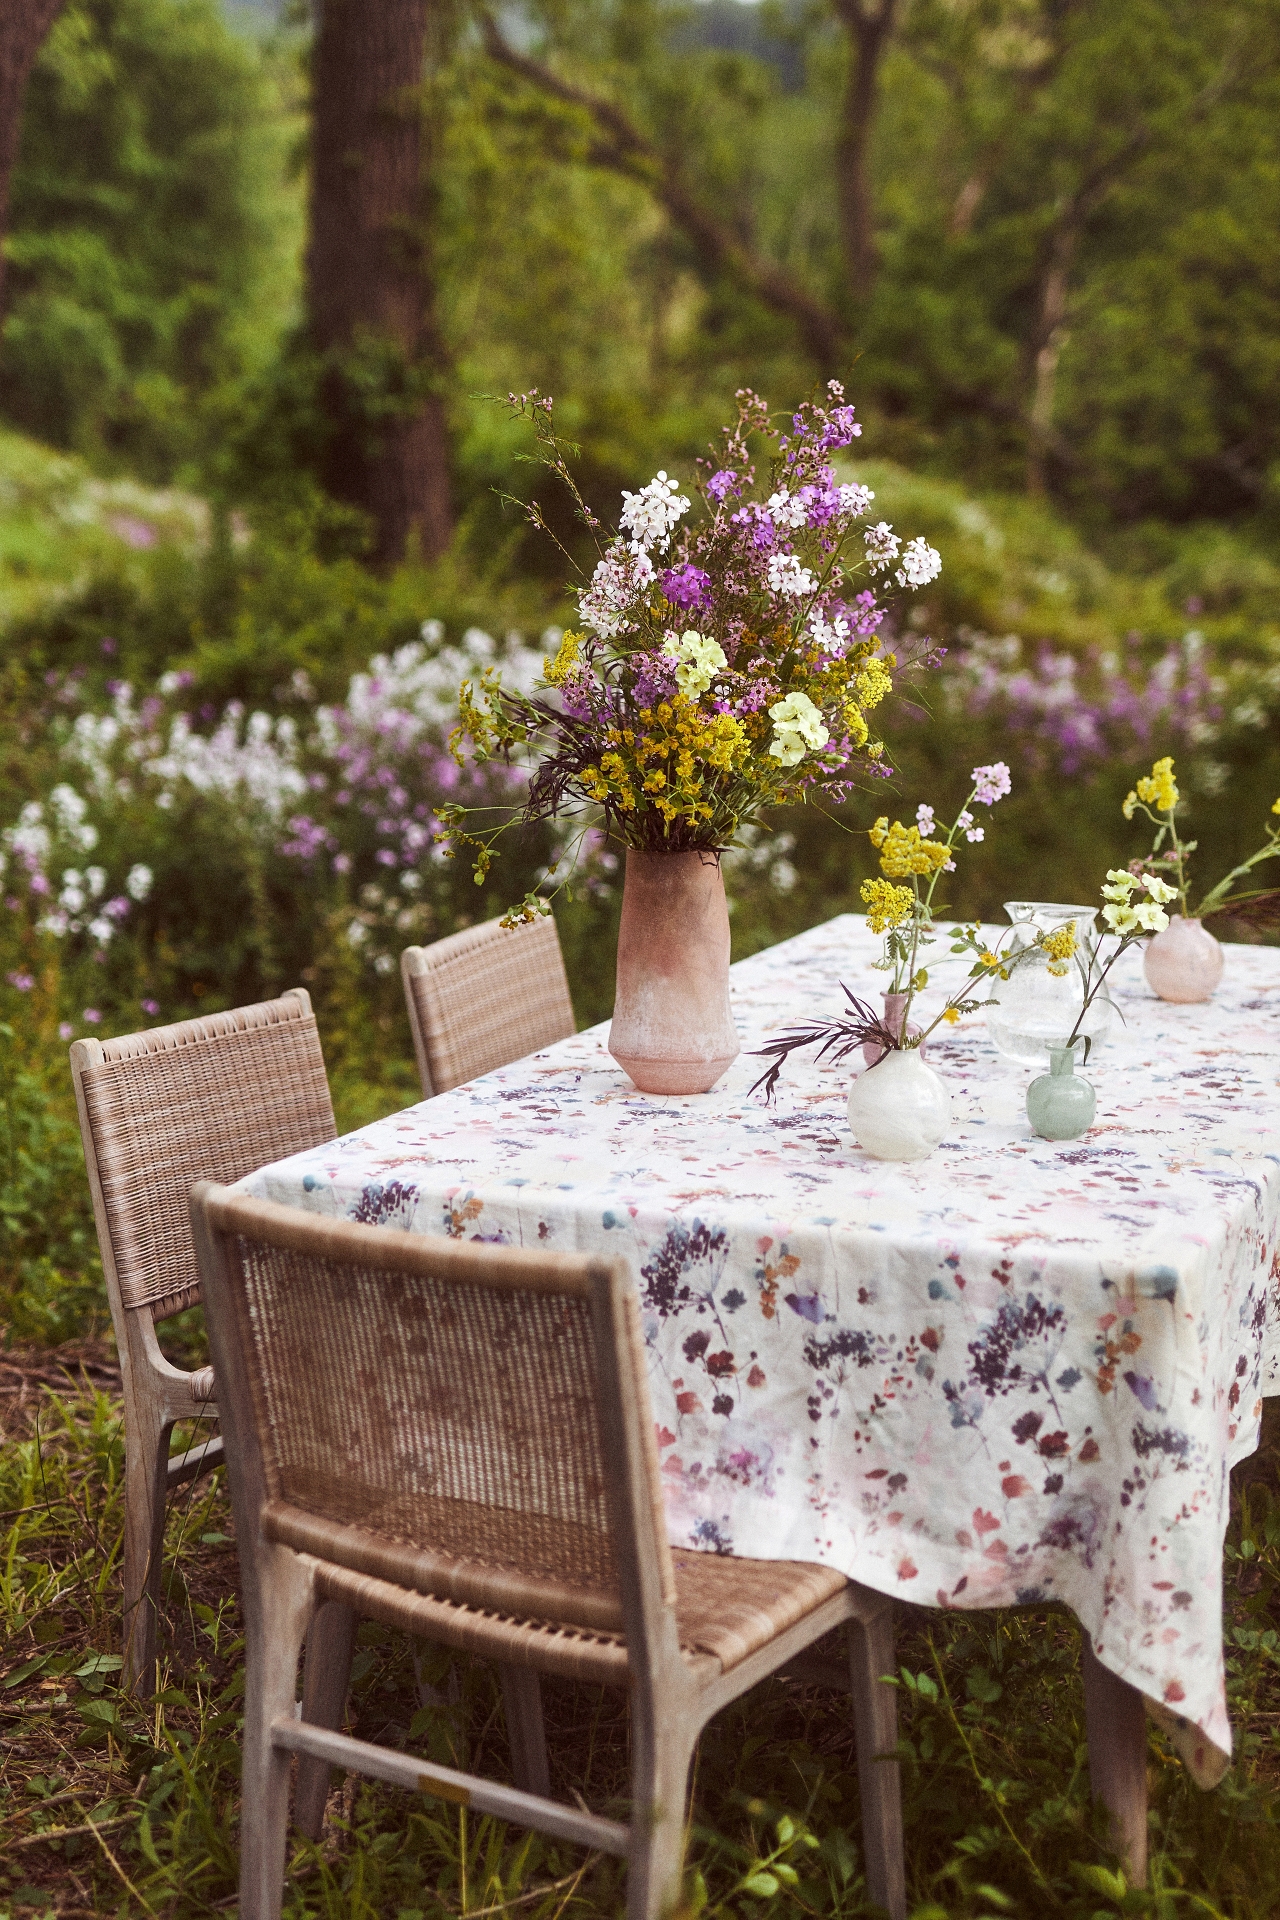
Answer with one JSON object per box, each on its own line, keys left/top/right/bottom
{"left": 847, "top": 1048, "right": 952, "bottom": 1162}
{"left": 1143, "top": 914, "right": 1223, "bottom": 1004}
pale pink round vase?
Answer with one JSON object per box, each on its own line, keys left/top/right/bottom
{"left": 608, "top": 848, "right": 740, "bottom": 1094}
{"left": 1143, "top": 915, "right": 1224, "bottom": 1004}
{"left": 861, "top": 991, "right": 926, "bottom": 1067}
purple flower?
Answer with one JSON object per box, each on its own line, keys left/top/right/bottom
{"left": 7, "top": 971, "right": 34, "bottom": 991}
{"left": 706, "top": 469, "right": 738, "bottom": 502}
{"left": 100, "top": 637, "right": 118, "bottom": 656}
{"left": 83, "top": 1007, "right": 102, "bottom": 1023}
{"left": 58, "top": 1021, "right": 74, "bottom": 1040}
{"left": 661, "top": 564, "right": 712, "bottom": 612}
{"left": 141, "top": 998, "right": 160, "bottom": 1015}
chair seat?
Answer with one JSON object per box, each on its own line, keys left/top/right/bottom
{"left": 671, "top": 1549, "right": 849, "bottom": 1671}
{"left": 299, "top": 1532, "right": 849, "bottom": 1689}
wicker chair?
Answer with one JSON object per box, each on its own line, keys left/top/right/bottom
{"left": 190, "top": 1185, "right": 906, "bottom": 1920}
{"left": 400, "top": 915, "right": 576, "bottom": 1097}
{"left": 70, "top": 991, "right": 338, "bottom": 1692}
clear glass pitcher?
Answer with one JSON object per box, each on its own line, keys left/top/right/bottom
{"left": 985, "top": 900, "right": 1113, "bottom": 1067}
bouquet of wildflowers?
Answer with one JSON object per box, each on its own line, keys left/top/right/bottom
{"left": 1124, "top": 754, "right": 1280, "bottom": 923}
{"left": 446, "top": 386, "right": 944, "bottom": 918}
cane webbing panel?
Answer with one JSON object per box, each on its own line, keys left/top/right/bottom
{"left": 79, "top": 995, "right": 336, "bottom": 1319}
{"left": 308, "top": 1544, "right": 848, "bottom": 1684}
{"left": 234, "top": 1237, "right": 626, "bottom": 1631}
{"left": 404, "top": 917, "right": 575, "bottom": 1096}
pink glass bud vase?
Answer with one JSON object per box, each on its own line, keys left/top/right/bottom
{"left": 609, "top": 848, "right": 740, "bottom": 1095}
{"left": 1143, "top": 915, "right": 1223, "bottom": 1004}
{"left": 861, "top": 991, "right": 926, "bottom": 1067}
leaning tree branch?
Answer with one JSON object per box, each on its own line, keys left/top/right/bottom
{"left": 478, "top": 12, "right": 848, "bottom": 371}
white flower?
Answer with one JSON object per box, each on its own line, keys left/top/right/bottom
{"left": 1133, "top": 900, "right": 1170, "bottom": 932}
{"left": 766, "top": 488, "right": 808, "bottom": 530}
{"left": 579, "top": 544, "right": 654, "bottom": 638}
{"left": 85, "top": 865, "right": 106, "bottom": 898}
{"left": 59, "top": 870, "right": 87, "bottom": 913}
{"left": 662, "top": 629, "right": 726, "bottom": 698}
{"left": 895, "top": 537, "right": 942, "bottom": 589}
{"left": 808, "top": 607, "right": 850, "bottom": 653}
{"left": 766, "top": 553, "right": 817, "bottom": 598}
{"left": 915, "top": 803, "right": 935, "bottom": 836}
{"left": 49, "top": 783, "right": 99, "bottom": 852}
{"left": 864, "top": 522, "right": 901, "bottom": 572}
{"left": 618, "top": 471, "right": 689, "bottom": 553}
{"left": 126, "top": 863, "right": 153, "bottom": 901}
{"left": 1102, "top": 902, "right": 1139, "bottom": 933}
{"left": 767, "top": 691, "right": 830, "bottom": 767}
{"left": 956, "top": 809, "right": 984, "bottom": 843}
{"left": 88, "top": 915, "right": 115, "bottom": 945}
{"left": 346, "top": 919, "right": 369, "bottom": 948}
{"left": 1141, "top": 874, "right": 1177, "bottom": 903}
{"left": 838, "top": 483, "right": 874, "bottom": 518}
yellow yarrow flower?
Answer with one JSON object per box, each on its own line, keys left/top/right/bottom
{"left": 1134, "top": 755, "right": 1178, "bottom": 813}
{"left": 872, "top": 819, "right": 950, "bottom": 879}
{"left": 860, "top": 877, "right": 914, "bottom": 933}
{"left": 1041, "top": 926, "right": 1077, "bottom": 961}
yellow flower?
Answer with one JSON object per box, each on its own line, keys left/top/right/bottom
{"left": 1272, "top": 797, "right": 1280, "bottom": 815}
{"left": 860, "top": 877, "right": 914, "bottom": 934}
{"left": 942, "top": 1007, "right": 960, "bottom": 1024}
{"left": 979, "top": 949, "right": 1000, "bottom": 968}
{"left": 869, "top": 816, "right": 889, "bottom": 848}
{"left": 1134, "top": 755, "right": 1178, "bottom": 814}
{"left": 1122, "top": 790, "right": 1138, "bottom": 820}
{"left": 1041, "top": 925, "right": 1077, "bottom": 961}
{"left": 874, "top": 819, "right": 950, "bottom": 879}
{"left": 543, "top": 628, "right": 582, "bottom": 687}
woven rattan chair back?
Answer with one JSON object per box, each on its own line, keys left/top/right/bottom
{"left": 194, "top": 1184, "right": 905, "bottom": 1920}
{"left": 214, "top": 1196, "right": 673, "bottom": 1632}
{"left": 73, "top": 990, "right": 337, "bottom": 1323}
{"left": 69, "top": 989, "right": 337, "bottom": 1693}
{"left": 400, "top": 915, "right": 575, "bottom": 1097}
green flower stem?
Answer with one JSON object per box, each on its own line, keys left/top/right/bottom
{"left": 1195, "top": 832, "right": 1280, "bottom": 918}
{"left": 1064, "top": 929, "right": 1146, "bottom": 1049}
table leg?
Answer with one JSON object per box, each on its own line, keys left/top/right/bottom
{"left": 1081, "top": 1634, "right": 1147, "bottom": 1886}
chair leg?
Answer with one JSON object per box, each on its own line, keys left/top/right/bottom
{"left": 500, "top": 1664, "right": 550, "bottom": 1797}
{"left": 626, "top": 1715, "right": 695, "bottom": 1920}
{"left": 294, "top": 1600, "right": 358, "bottom": 1841}
{"left": 240, "top": 1553, "right": 315, "bottom": 1920}
{"left": 122, "top": 1398, "right": 173, "bottom": 1695}
{"left": 847, "top": 1603, "right": 906, "bottom": 1920}
{"left": 1081, "top": 1635, "right": 1148, "bottom": 1887}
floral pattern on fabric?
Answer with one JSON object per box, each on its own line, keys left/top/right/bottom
{"left": 245, "top": 915, "right": 1280, "bottom": 1788}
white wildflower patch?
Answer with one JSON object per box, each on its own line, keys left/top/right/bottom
{"left": 579, "top": 544, "right": 655, "bottom": 638}
{"left": 895, "top": 536, "right": 942, "bottom": 589}
{"left": 864, "top": 522, "right": 901, "bottom": 572}
{"left": 766, "top": 489, "right": 808, "bottom": 530}
{"left": 766, "top": 553, "right": 817, "bottom": 598}
{"left": 618, "top": 472, "right": 689, "bottom": 553}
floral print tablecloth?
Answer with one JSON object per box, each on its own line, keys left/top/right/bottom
{"left": 244, "top": 914, "right": 1280, "bottom": 1786}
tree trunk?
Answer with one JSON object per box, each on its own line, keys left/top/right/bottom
{"left": 0, "top": 0, "right": 66, "bottom": 312}
{"left": 832, "top": 0, "right": 897, "bottom": 301}
{"left": 1024, "top": 224, "right": 1076, "bottom": 497}
{"left": 308, "top": 0, "right": 451, "bottom": 567}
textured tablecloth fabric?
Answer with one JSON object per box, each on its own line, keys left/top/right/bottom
{"left": 243, "top": 915, "right": 1280, "bottom": 1787}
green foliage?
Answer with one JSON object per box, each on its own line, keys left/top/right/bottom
{"left": 3, "top": 1375, "right": 1280, "bottom": 1913}
{"left": 0, "top": 0, "right": 304, "bottom": 483}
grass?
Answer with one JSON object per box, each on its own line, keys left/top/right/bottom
{"left": 2, "top": 1345, "right": 1280, "bottom": 1919}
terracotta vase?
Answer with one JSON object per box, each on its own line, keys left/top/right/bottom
{"left": 608, "top": 848, "right": 740, "bottom": 1095}
{"left": 861, "top": 991, "right": 926, "bottom": 1067}
{"left": 1143, "top": 915, "right": 1223, "bottom": 1004}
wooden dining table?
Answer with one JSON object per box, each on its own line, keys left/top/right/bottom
{"left": 242, "top": 912, "right": 1280, "bottom": 1854}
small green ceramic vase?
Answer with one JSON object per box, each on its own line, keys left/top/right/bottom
{"left": 1026, "top": 1040, "right": 1095, "bottom": 1141}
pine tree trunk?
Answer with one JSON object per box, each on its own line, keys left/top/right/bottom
{"left": 308, "top": 0, "right": 451, "bottom": 567}
{"left": 0, "top": 0, "right": 66, "bottom": 312}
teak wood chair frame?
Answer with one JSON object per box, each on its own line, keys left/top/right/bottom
{"left": 69, "top": 989, "right": 338, "bottom": 1692}
{"left": 191, "top": 1184, "right": 907, "bottom": 1920}
{"left": 400, "top": 914, "right": 576, "bottom": 1098}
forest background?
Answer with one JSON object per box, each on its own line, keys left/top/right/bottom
{"left": 1, "top": 1, "right": 1280, "bottom": 1916}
